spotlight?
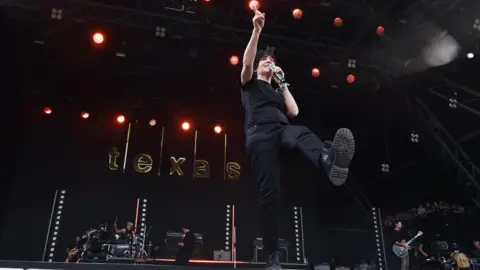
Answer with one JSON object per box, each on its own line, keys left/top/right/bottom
{"left": 334, "top": 17, "right": 343, "bottom": 27}
{"left": 381, "top": 163, "right": 390, "bottom": 173}
{"left": 473, "top": 18, "right": 480, "bottom": 31}
{"left": 81, "top": 111, "right": 89, "bottom": 119}
{"left": 410, "top": 131, "right": 419, "bottom": 143}
{"left": 347, "top": 74, "right": 355, "bottom": 84}
{"left": 348, "top": 58, "right": 357, "bottom": 68}
{"left": 214, "top": 125, "right": 222, "bottom": 134}
{"left": 467, "top": 53, "right": 474, "bottom": 59}
{"left": 93, "top": 32, "right": 105, "bottom": 44}
{"left": 312, "top": 68, "right": 320, "bottom": 78}
{"left": 155, "top": 26, "right": 166, "bottom": 38}
{"left": 44, "top": 107, "right": 52, "bottom": 115}
{"left": 181, "top": 121, "right": 191, "bottom": 131}
{"left": 376, "top": 26, "right": 385, "bottom": 36}
{"left": 149, "top": 119, "right": 156, "bottom": 127}
{"left": 292, "top": 9, "right": 303, "bottom": 19}
{"left": 50, "top": 8, "right": 63, "bottom": 20}
{"left": 230, "top": 55, "right": 239, "bottom": 66}
{"left": 116, "top": 115, "right": 126, "bottom": 123}
{"left": 249, "top": 0, "right": 260, "bottom": 10}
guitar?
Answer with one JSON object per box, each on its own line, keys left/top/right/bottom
{"left": 392, "top": 231, "right": 423, "bottom": 258}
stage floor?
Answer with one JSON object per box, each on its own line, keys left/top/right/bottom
{"left": 0, "top": 259, "right": 309, "bottom": 270}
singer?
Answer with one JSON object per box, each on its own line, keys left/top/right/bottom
{"left": 240, "top": 7, "right": 356, "bottom": 270}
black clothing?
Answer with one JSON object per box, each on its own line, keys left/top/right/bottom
{"left": 241, "top": 78, "right": 289, "bottom": 130}
{"left": 472, "top": 248, "right": 480, "bottom": 257}
{"left": 175, "top": 231, "right": 196, "bottom": 265}
{"left": 387, "top": 229, "right": 407, "bottom": 270}
{"left": 241, "top": 78, "right": 328, "bottom": 264}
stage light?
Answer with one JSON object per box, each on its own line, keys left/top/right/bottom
{"left": 155, "top": 26, "right": 166, "bottom": 38}
{"left": 93, "top": 32, "right": 105, "bottom": 44}
{"left": 467, "top": 53, "right": 474, "bottom": 59}
{"left": 348, "top": 58, "right": 357, "bottom": 68}
{"left": 334, "top": 17, "right": 343, "bottom": 27}
{"left": 81, "top": 111, "right": 89, "bottom": 119}
{"left": 44, "top": 107, "right": 52, "bottom": 115}
{"left": 230, "top": 55, "right": 239, "bottom": 66}
{"left": 312, "top": 68, "right": 320, "bottom": 78}
{"left": 376, "top": 26, "right": 385, "bottom": 36}
{"left": 225, "top": 205, "right": 231, "bottom": 250}
{"left": 181, "top": 121, "right": 191, "bottom": 131}
{"left": 249, "top": 0, "right": 260, "bottom": 10}
{"left": 116, "top": 115, "right": 126, "bottom": 123}
{"left": 372, "top": 207, "right": 384, "bottom": 269}
{"left": 347, "top": 74, "right": 355, "bottom": 84}
{"left": 45, "top": 190, "right": 66, "bottom": 262}
{"left": 410, "top": 131, "right": 419, "bottom": 143}
{"left": 292, "top": 9, "right": 303, "bottom": 19}
{"left": 138, "top": 199, "right": 148, "bottom": 250}
{"left": 149, "top": 119, "right": 156, "bottom": 127}
{"left": 293, "top": 206, "right": 304, "bottom": 263}
{"left": 449, "top": 92, "right": 458, "bottom": 109}
{"left": 381, "top": 163, "right": 390, "bottom": 173}
{"left": 202, "top": 0, "right": 211, "bottom": 3}
{"left": 214, "top": 125, "right": 222, "bottom": 134}
{"left": 51, "top": 8, "right": 63, "bottom": 20}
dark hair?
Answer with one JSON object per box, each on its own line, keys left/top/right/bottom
{"left": 394, "top": 220, "right": 402, "bottom": 225}
{"left": 254, "top": 46, "right": 276, "bottom": 69}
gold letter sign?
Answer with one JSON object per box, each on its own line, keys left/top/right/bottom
{"left": 134, "top": 154, "right": 153, "bottom": 174}
{"left": 194, "top": 160, "right": 210, "bottom": 178}
{"left": 109, "top": 147, "right": 120, "bottom": 171}
{"left": 226, "top": 162, "right": 241, "bottom": 180}
{"left": 170, "top": 157, "right": 186, "bottom": 176}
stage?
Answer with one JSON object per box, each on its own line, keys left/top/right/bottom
{"left": 0, "top": 260, "right": 309, "bottom": 270}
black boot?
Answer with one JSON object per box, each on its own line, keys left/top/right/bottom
{"left": 265, "top": 251, "right": 283, "bottom": 270}
{"left": 322, "top": 128, "right": 355, "bottom": 186}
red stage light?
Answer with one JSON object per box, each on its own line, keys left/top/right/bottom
{"left": 214, "top": 125, "right": 222, "bottom": 134}
{"left": 347, "top": 74, "right": 355, "bottom": 84}
{"left": 230, "top": 55, "right": 239, "bottom": 66}
{"left": 334, "top": 17, "right": 343, "bottom": 27}
{"left": 44, "top": 107, "right": 52, "bottom": 115}
{"left": 293, "top": 9, "right": 303, "bottom": 19}
{"left": 312, "top": 68, "right": 320, "bottom": 78}
{"left": 93, "top": 32, "right": 105, "bottom": 44}
{"left": 249, "top": 0, "right": 260, "bottom": 10}
{"left": 81, "top": 111, "right": 89, "bottom": 119}
{"left": 203, "top": 0, "right": 211, "bottom": 3}
{"left": 376, "top": 26, "right": 385, "bottom": 36}
{"left": 181, "top": 121, "right": 191, "bottom": 131}
{"left": 149, "top": 119, "right": 156, "bottom": 127}
{"left": 117, "top": 115, "right": 126, "bottom": 123}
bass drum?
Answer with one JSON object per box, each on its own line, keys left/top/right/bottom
{"left": 105, "top": 244, "right": 133, "bottom": 258}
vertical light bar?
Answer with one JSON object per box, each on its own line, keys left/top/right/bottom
{"left": 193, "top": 130, "right": 198, "bottom": 178}
{"left": 134, "top": 198, "right": 140, "bottom": 235}
{"left": 43, "top": 190, "right": 67, "bottom": 262}
{"left": 42, "top": 190, "right": 58, "bottom": 261}
{"left": 299, "top": 206, "right": 306, "bottom": 264}
{"left": 223, "top": 134, "right": 227, "bottom": 181}
{"left": 372, "top": 207, "right": 385, "bottom": 270}
{"left": 122, "top": 122, "right": 132, "bottom": 172}
{"left": 293, "top": 206, "right": 302, "bottom": 263}
{"left": 157, "top": 126, "right": 165, "bottom": 176}
{"left": 225, "top": 205, "right": 231, "bottom": 253}
{"left": 139, "top": 199, "right": 148, "bottom": 253}
{"left": 232, "top": 204, "right": 236, "bottom": 265}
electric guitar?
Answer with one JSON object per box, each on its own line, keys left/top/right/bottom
{"left": 392, "top": 231, "right": 423, "bottom": 258}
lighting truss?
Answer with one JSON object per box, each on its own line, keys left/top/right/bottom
{"left": 43, "top": 189, "right": 67, "bottom": 262}
{"left": 429, "top": 79, "right": 480, "bottom": 118}
{"left": 137, "top": 198, "right": 148, "bottom": 257}
{"left": 1, "top": 0, "right": 347, "bottom": 62}
{"left": 224, "top": 204, "right": 231, "bottom": 251}
{"left": 406, "top": 97, "right": 480, "bottom": 209}
{"left": 372, "top": 207, "right": 386, "bottom": 270}
{"left": 293, "top": 206, "right": 306, "bottom": 264}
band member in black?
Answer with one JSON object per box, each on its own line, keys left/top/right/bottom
{"left": 175, "top": 226, "right": 196, "bottom": 265}
{"left": 240, "top": 7, "right": 355, "bottom": 270}
{"left": 115, "top": 221, "right": 134, "bottom": 242}
{"left": 391, "top": 221, "right": 409, "bottom": 270}
{"left": 411, "top": 243, "right": 428, "bottom": 270}
{"left": 472, "top": 240, "right": 480, "bottom": 257}
{"left": 66, "top": 236, "right": 84, "bottom": 262}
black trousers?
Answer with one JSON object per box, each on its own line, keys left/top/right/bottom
{"left": 246, "top": 123, "right": 327, "bottom": 258}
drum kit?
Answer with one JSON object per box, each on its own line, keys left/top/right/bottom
{"left": 67, "top": 222, "right": 150, "bottom": 262}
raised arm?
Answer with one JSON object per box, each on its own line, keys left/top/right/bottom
{"left": 241, "top": 9, "right": 265, "bottom": 85}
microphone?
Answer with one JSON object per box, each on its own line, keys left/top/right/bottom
{"left": 269, "top": 64, "right": 290, "bottom": 90}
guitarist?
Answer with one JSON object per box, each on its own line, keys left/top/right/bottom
{"left": 392, "top": 221, "right": 409, "bottom": 270}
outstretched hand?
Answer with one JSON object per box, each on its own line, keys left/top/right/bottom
{"left": 252, "top": 8, "right": 265, "bottom": 31}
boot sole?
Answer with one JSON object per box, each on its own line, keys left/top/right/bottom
{"left": 329, "top": 128, "right": 355, "bottom": 186}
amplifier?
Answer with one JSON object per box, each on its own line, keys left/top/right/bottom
{"left": 253, "top": 238, "right": 290, "bottom": 249}
{"left": 214, "top": 250, "right": 231, "bottom": 261}
{"left": 253, "top": 246, "right": 288, "bottom": 263}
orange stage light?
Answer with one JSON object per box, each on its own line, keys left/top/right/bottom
{"left": 181, "top": 121, "right": 191, "bottom": 131}
{"left": 81, "top": 111, "right": 89, "bottom": 119}
{"left": 347, "top": 74, "right": 355, "bottom": 84}
{"left": 230, "top": 55, "right": 239, "bottom": 66}
{"left": 149, "top": 119, "right": 156, "bottom": 127}
{"left": 44, "top": 107, "right": 52, "bottom": 115}
{"left": 117, "top": 115, "right": 126, "bottom": 123}
{"left": 376, "top": 26, "right": 385, "bottom": 36}
{"left": 312, "top": 68, "right": 320, "bottom": 78}
{"left": 334, "top": 17, "right": 343, "bottom": 27}
{"left": 214, "top": 125, "right": 222, "bottom": 134}
{"left": 93, "top": 32, "right": 105, "bottom": 44}
{"left": 249, "top": 0, "right": 260, "bottom": 11}
{"left": 293, "top": 9, "right": 303, "bottom": 19}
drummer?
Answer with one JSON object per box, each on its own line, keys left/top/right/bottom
{"left": 115, "top": 221, "right": 134, "bottom": 242}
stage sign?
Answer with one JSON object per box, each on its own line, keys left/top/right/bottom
{"left": 108, "top": 124, "right": 241, "bottom": 180}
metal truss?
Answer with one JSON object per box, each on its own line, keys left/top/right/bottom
{"left": 2, "top": 0, "right": 347, "bottom": 62}
{"left": 429, "top": 79, "right": 480, "bottom": 119}
{"left": 406, "top": 97, "right": 480, "bottom": 209}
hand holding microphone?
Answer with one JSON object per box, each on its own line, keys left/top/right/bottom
{"left": 270, "top": 63, "right": 289, "bottom": 90}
